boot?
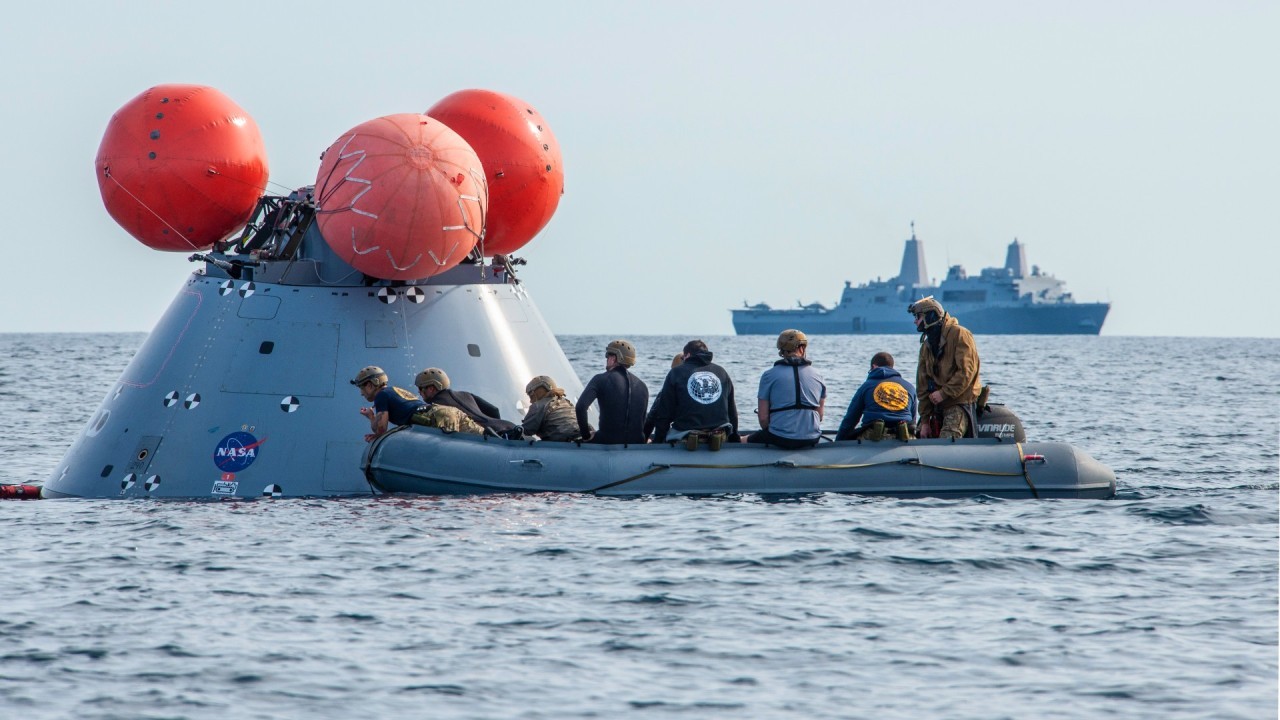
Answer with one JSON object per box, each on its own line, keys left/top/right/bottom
{"left": 685, "top": 433, "right": 699, "bottom": 451}
{"left": 896, "top": 422, "right": 910, "bottom": 442}
{"left": 865, "top": 420, "right": 886, "bottom": 441}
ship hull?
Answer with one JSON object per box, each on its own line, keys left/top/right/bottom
{"left": 732, "top": 302, "right": 1109, "bottom": 335}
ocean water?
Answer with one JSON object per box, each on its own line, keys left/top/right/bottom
{"left": 1, "top": 333, "right": 1276, "bottom": 719}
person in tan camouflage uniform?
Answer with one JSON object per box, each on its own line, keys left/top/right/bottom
{"left": 909, "top": 296, "right": 982, "bottom": 439}
{"left": 411, "top": 404, "right": 484, "bottom": 435}
{"left": 520, "top": 376, "right": 582, "bottom": 441}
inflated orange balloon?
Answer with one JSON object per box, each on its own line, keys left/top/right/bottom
{"left": 426, "top": 89, "right": 563, "bottom": 256}
{"left": 95, "top": 84, "right": 269, "bottom": 251}
{"left": 315, "top": 114, "right": 487, "bottom": 281}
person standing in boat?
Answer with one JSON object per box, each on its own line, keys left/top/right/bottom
{"left": 835, "top": 352, "right": 917, "bottom": 441}
{"left": 352, "top": 365, "right": 426, "bottom": 442}
{"left": 576, "top": 339, "right": 649, "bottom": 444}
{"left": 521, "top": 375, "right": 583, "bottom": 441}
{"left": 644, "top": 339, "right": 738, "bottom": 448}
{"left": 909, "top": 296, "right": 982, "bottom": 439}
{"left": 745, "top": 330, "right": 827, "bottom": 449}
{"left": 416, "top": 367, "right": 521, "bottom": 438}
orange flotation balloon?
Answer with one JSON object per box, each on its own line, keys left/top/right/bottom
{"left": 315, "top": 114, "right": 487, "bottom": 281}
{"left": 95, "top": 84, "right": 269, "bottom": 251}
{"left": 426, "top": 90, "right": 563, "bottom": 256}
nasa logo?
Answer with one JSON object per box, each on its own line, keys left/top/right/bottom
{"left": 687, "top": 371, "right": 722, "bottom": 405}
{"left": 873, "top": 382, "right": 910, "bottom": 412}
{"left": 213, "top": 431, "right": 265, "bottom": 472}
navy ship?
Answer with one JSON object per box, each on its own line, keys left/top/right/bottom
{"left": 732, "top": 226, "right": 1109, "bottom": 335}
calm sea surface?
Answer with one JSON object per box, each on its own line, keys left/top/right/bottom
{"left": 1, "top": 333, "right": 1276, "bottom": 719}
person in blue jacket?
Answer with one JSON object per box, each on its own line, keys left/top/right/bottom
{"left": 835, "top": 352, "right": 918, "bottom": 441}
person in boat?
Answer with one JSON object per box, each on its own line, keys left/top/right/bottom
{"left": 744, "top": 329, "right": 827, "bottom": 449}
{"left": 909, "top": 296, "right": 982, "bottom": 439}
{"left": 415, "top": 367, "right": 522, "bottom": 439}
{"left": 576, "top": 339, "right": 649, "bottom": 444}
{"left": 521, "top": 375, "right": 583, "bottom": 442}
{"left": 644, "top": 339, "right": 738, "bottom": 449}
{"left": 834, "top": 351, "right": 917, "bottom": 441}
{"left": 352, "top": 365, "right": 426, "bottom": 442}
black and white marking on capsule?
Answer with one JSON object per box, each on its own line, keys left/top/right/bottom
{"left": 238, "top": 281, "right": 255, "bottom": 298}
{"left": 219, "top": 280, "right": 235, "bottom": 296}
{"left": 405, "top": 286, "right": 425, "bottom": 303}
{"left": 262, "top": 484, "right": 283, "bottom": 498}
{"left": 120, "top": 473, "right": 137, "bottom": 492}
{"left": 280, "top": 396, "right": 301, "bottom": 413}
{"left": 377, "top": 287, "right": 397, "bottom": 304}
{"left": 145, "top": 475, "right": 162, "bottom": 493}
{"left": 163, "top": 391, "right": 180, "bottom": 408}
{"left": 184, "top": 393, "right": 201, "bottom": 410}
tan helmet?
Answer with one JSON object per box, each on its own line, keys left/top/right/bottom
{"left": 605, "top": 339, "right": 637, "bottom": 367}
{"left": 776, "top": 329, "right": 808, "bottom": 355}
{"left": 414, "top": 367, "right": 451, "bottom": 392}
{"left": 350, "top": 365, "right": 388, "bottom": 387}
{"left": 908, "top": 295, "right": 944, "bottom": 318}
{"left": 525, "top": 375, "right": 557, "bottom": 396}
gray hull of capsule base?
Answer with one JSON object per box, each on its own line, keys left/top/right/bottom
{"left": 44, "top": 259, "right": 584, "bottom": 500}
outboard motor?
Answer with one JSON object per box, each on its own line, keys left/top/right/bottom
{"left": 975, "top": 403, "right": 1026, "bottom": 442}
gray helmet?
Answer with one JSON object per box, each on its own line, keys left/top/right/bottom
{"left": 776, "top": 329, "right": 808, "bottom": 355}
{"left": 414, "top": 367, "right": 451, "bottom": 392}
{"left": 525, "top": 375, "right": 557, "bottom": 396}
{"left": 605, "top": 339, "right": 637, "bottom": 367}
{"left": 350, "top": 365, "right": 388, "bottom": 386}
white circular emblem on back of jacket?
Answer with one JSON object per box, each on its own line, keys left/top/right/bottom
{"left": 687, "top": 371, "right": 722, "bottom": 404}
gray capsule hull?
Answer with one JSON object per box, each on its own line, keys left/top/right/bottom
{"left": 44, "top": 269, "right": 582, "bottom": 500}
{"left": 364, "top": 427, "right": 1117, "bottom": 500}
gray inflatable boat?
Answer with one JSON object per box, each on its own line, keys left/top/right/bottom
{"left": 363, "top": 427, "right": 1116, "bottom": 499}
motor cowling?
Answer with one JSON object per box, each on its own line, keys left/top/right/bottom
{"left": 974, "top": 403, "right": 1026, "bottom": 442}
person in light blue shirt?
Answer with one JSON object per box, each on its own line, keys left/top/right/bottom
{"left": 745, "top": 329, "right": 826, "bottom": 449}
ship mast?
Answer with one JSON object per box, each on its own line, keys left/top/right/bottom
{"left": 896, "top": 221, "right": 929, "bottom": 288}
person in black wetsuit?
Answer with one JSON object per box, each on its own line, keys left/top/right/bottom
{"left": 644, "top": 339, "right": 738, "bottom": 445}
{"left": 415, "top": 367, "right": 521, "bottom": 438}
{"left": 575, "top": 339, "right": 649, "bottom": 444}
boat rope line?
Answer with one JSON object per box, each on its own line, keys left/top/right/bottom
{"left": 588, "top": 451, "right": 1038, "bottom": 495}
{"left": 102, "top": 167, "right": 201, "bottom": 250}
{"left": 1016, "top": 442, "right": 1041, "bottom": 499}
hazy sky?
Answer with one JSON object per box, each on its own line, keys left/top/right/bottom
{"left": 1, "top": 1, "right": 1275, "bottom": 337}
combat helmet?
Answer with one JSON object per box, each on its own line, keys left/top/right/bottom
{"left": 350, "top": 365, "right": 388, "bottom": 387}
{"left": 908, "top": 296, "right": 945, "bottom": 330}
{"left": 605, "top": 339, "right": 637, "bottom": 367}
{"left": 525, "top": 375, "right": 558, "bottom": 396}
{"left": 414, "top": 367, "right": 451, "bottom": 392}
{"left": 776, "top": 329, "right": 808, "bottom": 355}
